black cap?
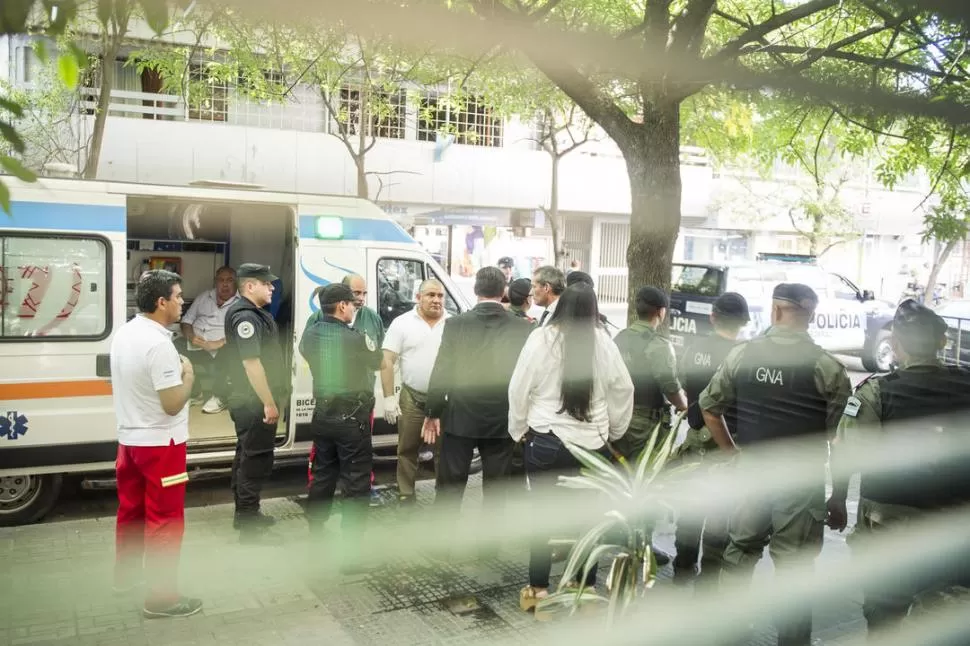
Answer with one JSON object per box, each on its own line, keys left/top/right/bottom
{"left": 566, "top": 270, "right": 594, "bottom": 288}
{"left": 636, "top": 286, "right": 668, "bottom": 309}
{"left": 772, "top": 283, "right": 818, "bottom": 310}
{"left": 713, "top": 292, "right": 750, "bottom": 322}
{"left": 498, "top": 257, "right": 514, "bottom": 268}
{"left": 508, "top": 278, "right": 532, "bottom": 302}
{"left": 238, "top": 263, "right": 278, "bottom": 282}
{"left": 893, "top": 298, "right": 947, "bottom": 344}
{"left": 318, "top": 283, "right": 356, "bottom": 306}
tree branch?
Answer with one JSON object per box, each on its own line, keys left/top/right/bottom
{"left": 713, "top": 0, "right": 840, "bottom": 62}
{"left": 812, "top": 109, "right": 836, "bottom": 183}
{"left": 748, "top": 45, "right": 956, "bottom": 79}
{"left": 669, "top": 0, "right": 716, "bottom": 57}
{"left": 917, "top": 126, "right": 958, "bottom": 211}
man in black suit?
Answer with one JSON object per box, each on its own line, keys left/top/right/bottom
{"left": 423, "top": 266, "right": 533, "bottom": 522}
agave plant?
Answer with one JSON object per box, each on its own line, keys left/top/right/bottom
{"left": 536, "top": 412, "right": 690, "bottom": 625}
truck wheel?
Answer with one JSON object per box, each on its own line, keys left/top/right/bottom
{"left": 0, "top": 474, "right": 63, "bottom": 527}
{"left": 862, "top": 330, "right": 894, "bottom": 372}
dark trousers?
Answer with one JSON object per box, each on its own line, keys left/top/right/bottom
{"left": 306, "top": 409, "right": 373, "bottom": 536}
{"left": 436, "top": 433, "right": 515, "bottom": 519}
{"left": 524, "top": 431, "right": 602, "bottom": 589}
{"left": 229, "top": 402, "right": 277, "bottom": 524}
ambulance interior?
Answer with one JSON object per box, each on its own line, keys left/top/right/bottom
{"left": 124, "top": 196, "right": 296, "bottom": 449}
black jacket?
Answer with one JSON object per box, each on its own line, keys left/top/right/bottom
{"left": 426, "top": 301, "right": 533, "bottom": 439}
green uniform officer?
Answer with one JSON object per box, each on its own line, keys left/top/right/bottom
{"left": 613, "top": 285, "right": 688, "bottom": 460}
{"left": 613, "top": 285, "right": 688, "bottom": 567}
{"left": 699, "top": 283, "right": 850, "bottom": 646}
{"left": 672, "top": 291, "right": 750, "bottom": 585}
{"left": 828, "top": 299, "right": 970, "bottom": 639}
{"left": 507, "top": 278, "right": 536, "bottom": 325}
{"left": 310, "top": 274, "right": 385, "bottom": 350}
{"left": 300, "top": 284, "right": 383, "bottom": 570}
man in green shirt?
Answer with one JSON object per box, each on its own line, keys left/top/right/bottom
{"left": 699, "top": 283, "right": 851, "bottom": 646}
{"left": 828, "top": 299, "right": 970, "bottom": 638}
{"left": 613, "top": 286, "right": 688, "bottom": 460}
{"left": 613, "top": 285, "right": 688, "bottom": 567}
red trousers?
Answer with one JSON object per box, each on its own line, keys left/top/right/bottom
{"left": 308, "top": 411, "right": 374, "bottom": 487}
{"left": 115, "top": 441, "right": 188, "bottom": 607}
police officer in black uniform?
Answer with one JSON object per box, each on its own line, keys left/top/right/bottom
{"left": 672, "top": 292, "right": 749, "bottom": 584}
{"left": 224, "top": 263, "right": 287, "bottom": 544}
{"left": 829, "top": 299, "right": 970, "bottom": 638}
{"left": 299, "top": 284, "right": 382, "bottom": 552}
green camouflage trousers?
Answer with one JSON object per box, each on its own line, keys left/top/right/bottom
{"left": 721, "top": 481, "right": 826, "bottom": 646}
{"left": 848, "top": 498, "right": 970, "bottom": 638}
{"left": 612, "top": 407, "right": 671, "bottom": 462}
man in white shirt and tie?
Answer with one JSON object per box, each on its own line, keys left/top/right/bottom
{"left": 532, "top": 266, "right": 566, "bottom": 327}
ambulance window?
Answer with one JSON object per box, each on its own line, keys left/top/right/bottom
{"left": 426, "top": 265, "right": 460, "bottom": 316}
{"left": 376, "top": 257, "right": 425, "bottom": 329}
{"left": 1, "top": 235, "right": 110, "bottom": 339}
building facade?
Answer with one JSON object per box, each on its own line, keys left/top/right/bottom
{"left": 2, "top": 31, "right": 956, "bottom": 303}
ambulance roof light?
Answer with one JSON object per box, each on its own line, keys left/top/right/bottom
{"left": 315, "top": 215, "right": 344, "bottom": 239}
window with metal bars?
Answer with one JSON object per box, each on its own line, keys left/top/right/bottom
{"left": 187, "top": 64, "right": 228, "bottom": 122}
{"left": 335, "top": 86, "right": 405, "bottom": 140}
{"left": 417, "top": 94, "right": 503, "bottom": 147}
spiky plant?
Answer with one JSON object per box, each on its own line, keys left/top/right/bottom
{"left": 537, "top": 412, "right": 689, "bottom": 625}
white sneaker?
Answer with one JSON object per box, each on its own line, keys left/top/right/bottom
{"left": 202, "top": 396, "right": 227, "bottom": 414}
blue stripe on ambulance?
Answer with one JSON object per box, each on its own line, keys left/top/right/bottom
{"left": 1, "top": 201, "right": 126, "bottom": 232}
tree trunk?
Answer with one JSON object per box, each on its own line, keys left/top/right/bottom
{"left": 549, "top": 154, "right": 566, "bottom": 269}
{"left": 83, "top": 35, "right": 120, "bottom": 180}
{"left": 356, "top": 92, "right": 369, "bottom": 199}
{"left": 623, "top": 103, "right": 682, "bottom": 324}
{"left": 926, "top": 239, "right": 958, "bottom": 304}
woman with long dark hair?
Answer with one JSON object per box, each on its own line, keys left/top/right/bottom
{"left": 507, "top": 283, "right": 634, "bottom": 617}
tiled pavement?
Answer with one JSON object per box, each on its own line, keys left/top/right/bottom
{"left": 0, "top": 476, "right": 866, "bottom": 646}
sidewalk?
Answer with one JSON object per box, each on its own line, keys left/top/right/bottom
{"left": 0, "top": 476, "right": 866, "bottom": 646}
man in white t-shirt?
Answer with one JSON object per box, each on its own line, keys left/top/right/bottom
{"left": 110, "top": 269, "right": 202, "bottom": 619}
{"left": 180, "top": 266, "right": 238, "bottom": 414}
{"left": 381, "top": 279, "right": 449, "bottom": 504}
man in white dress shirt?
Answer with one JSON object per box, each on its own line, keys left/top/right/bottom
{"left": 180, "top": 266, "right": 238, "bottom": 414}
{"left": 532, "top": 266, "right": 565, "bottom": 327}
{"left": 381, "top": 279, "right": 450, "bottom": 505}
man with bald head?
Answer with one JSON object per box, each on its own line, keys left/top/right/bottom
{"left": 699, "top": 283, "right": 850, "bottom": 646}
{"left": 381, "top": 279, "right": 450, "bottom": 505}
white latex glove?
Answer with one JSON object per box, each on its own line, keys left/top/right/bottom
{"left": 383, "top": 396, "right": 401, "bottom": 425}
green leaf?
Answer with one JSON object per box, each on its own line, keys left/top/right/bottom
{"left": 58, "top": 53, "right": 80, "bottom": 89}
{"left": 0, "top": 181, "right": 11, "bottom": 215}
{"left": 34, "top": 39, "right": 50, "bottom": 65}
{"left": 0, "top": 156, "right": 37, "bottom": 182}
{"left": 0, "top": 98, "right": 24, "bottom": 119}
{"left": 0, "top": 121, "right": 26, "bottom": 155}
{"left": 560, "top": 518, "right": 617, "bottom": 586}
{"left": 140, "top": 0, "right": 169, "bottom": 35}
{"left": 562, "top": 440, "right": 630, "bottom": 493}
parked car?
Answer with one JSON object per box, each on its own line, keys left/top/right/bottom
{"left": 935, "top": 300, "right": 970, "bottom": 367}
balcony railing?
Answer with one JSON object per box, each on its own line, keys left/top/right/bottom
{"left": 80, "top": 87, "right": 186, "bottom": 120}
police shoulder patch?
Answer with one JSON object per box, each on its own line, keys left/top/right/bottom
{"left": 237, "top": 320, "right": 255, "bottom": 339}
{"left": 843, "top": 396, "right": 862, "bottom": 418}
{"left": 364, "top": 333, "right": 376, "bottom": 352}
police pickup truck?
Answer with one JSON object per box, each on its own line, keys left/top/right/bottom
{"left": 668, "top": 259, "right": 897, "bottom": 371}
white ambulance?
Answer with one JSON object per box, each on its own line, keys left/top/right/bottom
{"left": 0, "top": 176, "right": 471, "bottom": 526}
